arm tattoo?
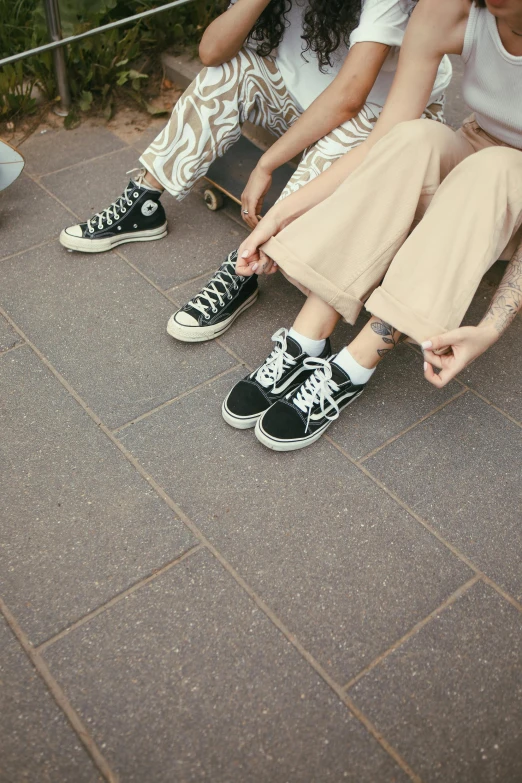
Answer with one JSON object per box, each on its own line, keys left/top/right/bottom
{"left": 481, "top": 242, "right": 522, "bottom": 335}
{"left": 370, "top": 319, "right": 401, "bottom": 358}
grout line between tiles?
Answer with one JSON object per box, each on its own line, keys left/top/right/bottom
{"left": 404, "top": 340, "right": 522, "bottom": 429}
{"left": 0, "top": 237, "right": 56, "bottom": 264}
{"left": 0, "top": 341, "right": 26, "bottom": 358}
{"left": 0, "top": 596, "right": 119, "bottom": 783}
{"left": 27, "top": 177, "right": 81, "bottom": 220}
{"left": 357, "top": 388, "right": 468, "bottom": 463}
{"left": 165, "top": 269, "right": 218, "bottom": 296}
{"left": 342, "top": 576, "right": 480, "bottom": 692}
{"left": 325, "top": 434, "right": 522, "bottom": 614}
{"left": 466, "top": 386, "right": 522, "bottom": 428}
{"left": 30, "top": 144, "right": 131, "bottom": 180}
{"left": 111, "top": 249, "right": 249, "bottom": 370}
{"left": 36, "top": 545, "right": 204, "bottom": 653}
{"left": 112, "top": 365, "right": 241, "bottom": 432}
{"left": 0, "top": 306, "right": 422, "bottom": 783}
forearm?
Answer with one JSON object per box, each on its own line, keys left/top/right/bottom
{"left": 479, "top": 241, "right": 522, "bottom": 338}
{"left": 259, "top": 95, "right": 361, "bottom": 174}
{"left": 260, "top": 42, "right": 391, "bottom": 174}
{"left": 199, "top": 0, "right": 270, "bottom": 66}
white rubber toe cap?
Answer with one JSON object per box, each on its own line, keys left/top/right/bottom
{"left": 62, "top": 224, "right": 83, "bottom": 238}
{"left": 170, "top": 311, "right": 199, "bottom": 327}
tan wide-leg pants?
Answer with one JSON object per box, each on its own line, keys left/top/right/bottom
{"left": 263, "top": 117, "right": 522, "bottom": 343}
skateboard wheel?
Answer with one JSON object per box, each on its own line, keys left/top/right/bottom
{"left": 203, "top": 188, "right": 224, "bottom": 211}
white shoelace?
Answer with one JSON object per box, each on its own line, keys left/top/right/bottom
{"left": 188, "top": 263, "right": 241, "bottom": 319}
{"left": 87, "top": 168, "right": 145, "bottom": 233}
{"left": 292, "top": 358, "right": 340, "bottom": 432}
{"left": 254, "top": 328, "right": 297, "bottom": 389}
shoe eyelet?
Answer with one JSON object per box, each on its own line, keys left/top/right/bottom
{"left": 211, "top": 307, "right": 217, "bottom": 314}
{"left": 88, "top": 227, "right": 94, "bottom": 234}
{"left": 121, "top": 207, "right": 126, "bottom": 213}
{"left": 227, "top": 294, "right": 232, "bottom": 300}
{"left": 133, "top": 224, "right": 138, "bottom": 229}
{"left": 133, "top": 192, "right": 139, "bottom": 198}
{"left": 204, "top": 314, "right": 210, "bottom": 320}
{"left": 107, "top": 219, "right": 113, "bottom": 226}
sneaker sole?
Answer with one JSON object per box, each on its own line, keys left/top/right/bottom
{"left": 221, "top": 397, "right": 262, "bottom": 430}
{"left": 166, "top": 290, "right": 259, "bottom": 343}
{"left": 59, "top": 224, "right": 168, "bottom": 253}
{"left": 254, "top": 391, "right": 364, "bottom": 452}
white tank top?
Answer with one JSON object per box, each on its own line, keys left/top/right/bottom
{"left": 462, "top": 4, "right": 522, "bottom": 148}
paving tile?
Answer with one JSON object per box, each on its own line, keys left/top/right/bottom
{"left": 0, "top": 348, "right": 196, "bottom": 644}
{"left": 21, "top": 124, "right": 126, "bottom": 176}
{"left": 120, "top": 185, "right": 247, "bottom": 289}
{"left": 0, "top": 616, "right": 102, "bottom": 783}
{"left": 41, "top": 147, "right": 141, "bottom": 221}
{"left": 171, "top": 270, "right": 364, "bottom": 370}
{"left": 43, "top": 549, "right": 409, "bottom": 783}
{"left": 130, "top": 120, "right": 166, "bottom": 151}
{"left": 350, "top": 581, "right": 522, "bottom": 783}
{"left": 457, "top": 268, "right": 522, "bottom": 421}
{"left": 0, "top": 314, "right": 23, "bottom": 353}
{"left": 119, "top": 371, "right": 471, "bottom": 682}
{"left": 461, "top": 316, "right": 522, "bottom": 423}
{"left": 0, "top": 243, "right": 236, "bottom": 428}
{"left": 0, "top": 175, "right": 73, "bottom": 260}
{"left": 331, "top": 343, "right": 461, "bottom": 460}
{"left": 365, "top": 393, "right": 522, "bottom": 600}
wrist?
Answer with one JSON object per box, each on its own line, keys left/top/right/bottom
{"left": 477, "top": 319, "right": 500, "bottom": 346}
{"left": 257, "top": 152, "right": 277, "bottom": 174}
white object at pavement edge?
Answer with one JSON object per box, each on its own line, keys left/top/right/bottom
{"left": 0, "top": 139, "right": 25, "bottom": 192}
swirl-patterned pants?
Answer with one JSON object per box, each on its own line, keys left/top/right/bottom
{"left": 140, "top": 46, "right": 444, "bottom": 203}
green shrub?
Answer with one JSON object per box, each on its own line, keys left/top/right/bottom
{"left": 0, "top": 0, "right": 225, "bottom": 122}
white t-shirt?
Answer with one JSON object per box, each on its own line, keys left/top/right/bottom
{"left": 264, "top": 0, "right": 452, "bottom": 110}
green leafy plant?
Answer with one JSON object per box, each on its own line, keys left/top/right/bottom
{"left": 0, "top": 0, "right": 226, "bottom": 123}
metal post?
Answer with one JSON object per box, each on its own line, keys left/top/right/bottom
{"left": 43, "top": 0, "right": 71, "bottom": 115}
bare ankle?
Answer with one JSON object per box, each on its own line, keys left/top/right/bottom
{"left": 143, "top": 171, "right": 163, "bottom": 191}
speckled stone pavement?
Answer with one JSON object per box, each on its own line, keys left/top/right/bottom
{"left": 1, "top": 57, "right": 521, "bottom": 783}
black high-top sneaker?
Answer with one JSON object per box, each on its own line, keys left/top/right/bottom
{"left": 222, "top": 328, "right": 332, "bottom": 429}
{"left": 167, "top": 251, "right": 258, "bottom": 342}
{"left": 59, "top": 170, "right": 167, "bottom": 252}
{"left": 255, "top": 356, "right": 366, "bottom": 450}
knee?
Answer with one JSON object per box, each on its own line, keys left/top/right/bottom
{"left": 196, "top": 50, "right": 245, "bottom": 86}
{"left": 390, "top": 118, "right": 452, "bottom": 146}
{"left": 457, "top": 146, "right": 522, "bottom": 178}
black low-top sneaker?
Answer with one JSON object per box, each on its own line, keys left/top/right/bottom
{"left": 59, "top": 170, "right": 167, "bottom": 252}
{"left": 222, "top": 328, "right": 332, "bottom": 429}
{"left": 167, "top": 251, "right": 259, "bottom": 342}
{"left": 255, "top": 356, "right": 366, "bottom": 450}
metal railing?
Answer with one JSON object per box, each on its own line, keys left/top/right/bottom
{"left": 0, "top": 0, "right": 196, "bottom": 114}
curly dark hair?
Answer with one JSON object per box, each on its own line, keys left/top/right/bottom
{"left": 248, "top": 0, "right": 365, "bottom": 71}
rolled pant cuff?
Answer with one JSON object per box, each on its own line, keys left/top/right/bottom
{"left": 365, "top": 287, "right": 448, "bottom": 345}
{"left": 261, "top": 236, "right": 364, "bottom": 324}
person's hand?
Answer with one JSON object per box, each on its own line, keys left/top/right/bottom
{"left": 422, "top": 324, "right": 498, "bottom": 388}
{"left": 240, "top": 163, "right": 272, "bottom": 229}
{"left": 236, "top": 210, "right": 282, "bottom": 276}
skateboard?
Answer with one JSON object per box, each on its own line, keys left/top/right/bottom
{"left": 0, "top": 139, "right": 25, "bottom": 192}
{"left": 203, "top": 135, "right": 295, "bottom": 214}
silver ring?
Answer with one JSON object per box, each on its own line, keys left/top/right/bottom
{"left": 242, "top": 210, "right": 249, "bottom": 214}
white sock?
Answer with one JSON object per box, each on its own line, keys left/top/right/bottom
{"left": 288, "top": 327, "right": 326, "bottom": 357}
{"left": 333, "top": 348, "right": 375, "bottom": 385}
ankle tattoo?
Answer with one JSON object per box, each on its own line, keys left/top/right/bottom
{"left": 370, "top": 319, "right": 400, "bottom": 359}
